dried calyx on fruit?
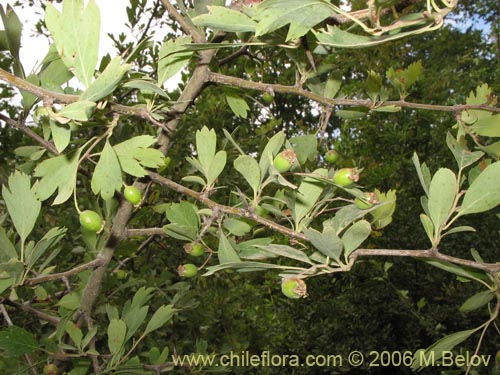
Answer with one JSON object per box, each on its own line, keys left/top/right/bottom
{"left": 273, "top": 149, "right": 297, "bottom": 173}
{"left": 332, "top": 167, "right": 360, "bottom": 187}
{"left": 281, "top": 278, "right": 307, "bottom": 299}
{"left": 184, "top": 242, "right": 205, "bottom": 257}
{"left": 354, "top": 191, "right": 379, "bottom": 209}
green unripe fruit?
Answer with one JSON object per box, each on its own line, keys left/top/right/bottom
{"left": 164, "top": 156, "right": 171, "bottom": 169}
{"left": 184, "top": 242, "right": 205, "bottom": 257}
{"left": 115, "top": 269, "right": 128, "bottom": 280}
{"left": 281, "top": 278, "right": 307, "bottom": 299}
{"left": 244, "top": 59, "right": 256, "bottom": 75}
{"left": 332, "top": 168, "right": 360, "bottom": 187}
{"left": 124, "top": 186, "right": 142, "bottom": 205}
{"left": 178, "top": 263, "right": 198, "bottom": 278}
{"left": 273, "top": 149, "right": 297, "bottom": 173}
{"left": 496, "top": 350, "right": 500, "bottom": 365}
{"left": 43, "top": 364, "right": 58, "bottom": 375}
{"left": 262, "top": 92, "right": 274, "bottom": 105}
{"left": 324, "top": 149, "right": 339, "bottom": 164}
{"left": 354, "top": 192, "right": 379, "bottom": 210}
{"left": 79, "top": 210, "right": 103, "bottom": 232}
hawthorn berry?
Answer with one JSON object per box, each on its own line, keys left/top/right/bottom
{"left": 354, "top": 192, "right": 379, "bottom": 210}
{"left": 79, "top": 210, "right": 103, "bottom": 232}
{"left": 273, "top": 149, "right": 297, "bottom": 173}
{"left": 281, "top": 278, "right": 307, "bottom": 299}
{"left": 262, "top": 92, "right": 274, "bottom": 105}
{"left": 178, "top": 263, "right": 198, "bottom": 278}
{"left": 184, "top": 242, "right": 205, "bottom": 257}
{"left": 43, "top": 364, "right": 58, "bottom": 375}
{"left": 332, "top": 168, "right": 360, "bottom": 187}
{"left": 124, "top": 186, "right": 142, "bottom": 205}
{"left": 324, "top": 150, "right": 340, "bottom": 164}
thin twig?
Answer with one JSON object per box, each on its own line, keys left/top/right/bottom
{"left": 25, "top": 257, "right": 106, "bottom": 286}
{"left": 0, "top": 113, "right": 59, "bottom": 155}
{"left": 207, "top": 71, "right": 500, "bottom": 114}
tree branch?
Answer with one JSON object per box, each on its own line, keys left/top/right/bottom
{"left": 0, "top": 113, "right": 60, "bottom": 155}
{"left": 160, "top": 0, "right": 205, "bottom": 43}
{"left": 206, "top": 71, "right": 500, "bottom": 113}
{"left": 148, "top": 172, "right": 308, "bottom": 241}
{"left": 25, "top": 257, "right": 106, "bottom": 286}
{"left": 1, "top": 299, "right": 60, "bottom": 326}
{"left": 146, "top": 172, "right": 500, "bottom": 274}
{"left": 0, "top": 67, "right": 169, "bottom": 128}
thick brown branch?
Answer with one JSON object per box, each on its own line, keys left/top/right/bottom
{"left": 207, "top": 71, "right": 500, "bottom": 114}
{"left": 160, "top": 0, "right": 205, "bottom": 43}
{"left": 148, "top": 172, "right": 308, "bottom": 241}
{"left": 25, "top": 257, "right": 106, "bottom": 286}
{"left": 0, "top": 113, "right": 60, "bottom": 155}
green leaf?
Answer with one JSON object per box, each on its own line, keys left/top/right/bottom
{"left": 123, "top": 305, "right": 149, "bottom": 342}
{"left": 207, "top": 150, "right": 226, "bottom": 187}
{"left": 193, "top": 6, "right": 256, "bottom": 32}
{"left": 365, "top": 70, "right": 382, "bottom": 101}
{"left": 163, "top": 224, "right": 197, "bottom": 241}
{"left": 428, "top": 168, "right": 457, "bottom": 233}
{"left": 370, "top": 189, "right": 397, "bottom": 230}
{"left": 203, "top": 261, "right": 304, "bottom": 276}
{"left": 256, "top": 244, "right": 313, "bottom": 265}
{"left": 165, "top": 202, "right": 200, "bottom": 230}
{"left": 57, "top": 290, "right": 81, "bottom": 310}
{"left": 158, "top": 36, "right": 193, "bottom": 87}
{"left": 80, "top": 56, "right": 130, "bottom": 101}
{"left": 446, "top": 133, "right": 484, "bottom": 170}
{"left": 2, "top": 171, "right": 41, "bottom": 243}
{"left": 223, "top": 218, "right": 252, "bottom": 236}
{"left": 0, "top": 227, "right": 17, "bottom": 262}
{"left": 0, "top": 326, "right": 37, "bottom": 356}
{"left": 254, "top": 0, "right": 332, "bottom": 41}
{"left": 290, "top": 134, "right": 317, "bottom": 165}
{"left": 25, "top": 227, "right": 66, "bottom": 271}
{"left": 442, "top": 225, "right": 476, "bottom": 237}
{"left": 234, "top": 155, "right": 261, "bottom": 197}
{"left": 419, "top": 259, "right": 486, "bottom": 283}
{"left": 459, "top": 290, "right": 495, "bottom": 313}
{"left": 342, "top": 220, "right": 371, "bottom": 260}
{"left": 34, "top": 148, "right": 82, "bottom": 205}
{"left": 65, "top": 321, "right": 83, "bottom": 348}
{"left": 304, "top": 226, "right": 343, "bottom": 262}
{"left": 144, "top": 305, "right": 175, "bottom": 335}
{"left": 419, "top": 214, "right": 434, "bottom": 244}
{"left": 315, "top": 21, "right": 433, "bottom": 49}
{"left": 107, "top": 319, "right": 127, "bottom": 355}
{"left": 459, "top": 161, "right": 500, "bottom": 216}
{"left": 0, "top": 5, "right": 24, "bottom": 78}
{"left": 470, "top": 114, "right": 500, "bottom": 137}
{"left": 91, "top": 141, "right": 122, "bottom": 200}
{"left": 293, "top": 169, "right": 327, "bottom": 230}
{"left": 218, "top": 231, "right": 241, "bottom": 264}
{"left": 50, "top": 121, "right": 71, "bottom": 153}
{"left": 40, "top": 57, "right": 72, "bottom": 90}
{"left": 45, "top": 0, "right": 100, "bottom": 88}
{"left": 259, "top": 131, "right": 285, "bottom": 182}
{"left": 226, "top": 94, "right": 250, "bottom": 119}
{"left": 411, "top": 328, "right": 480, "bottom": 371}
{"left": 113, "top": 136, "right": 164, "bottom": 177}
{"left": 57, "top": 100, "right": 96, "bottom": 122}
{"left": 196, "top": 126, "right": 217, "bottom": 176}
{"left": 123, "top": 79, "right": 169, "bottom": 98}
